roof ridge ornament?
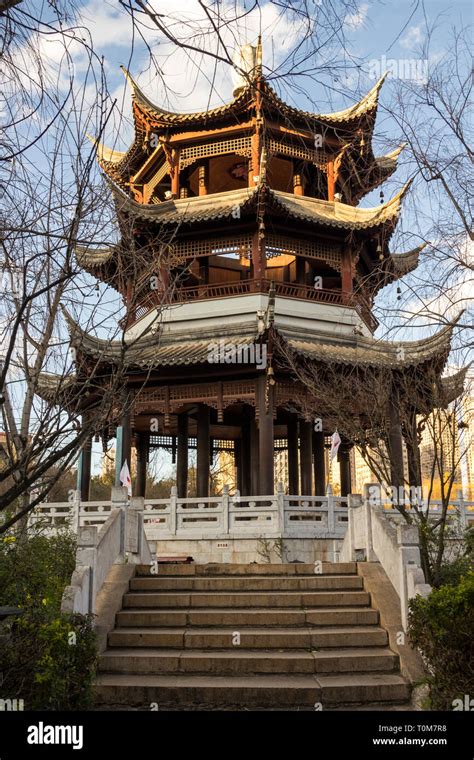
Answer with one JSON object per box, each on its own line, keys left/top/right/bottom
{"left": 232, "top": 39, "right": 261, "bottom": 98}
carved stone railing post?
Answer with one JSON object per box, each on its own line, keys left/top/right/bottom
{"left": 222, "top": 485, "right": 229, "bottom": 534}
{"left": 170, "top": 486, "right": 178, "bottom": 536}
{"left": 326, "top": 484, "right": 335, "bottom": 533}
{"left": 456, "top": 489, "right": 466, "bottom": 529}
{"left": 277, "top": 481, "right": 285, "bottom": 535}
{"left": 70, "top": 489, "right": 82, "bottom": 533}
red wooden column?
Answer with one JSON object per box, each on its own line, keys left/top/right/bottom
{"left": 240, "top": 418, "right": 251, "bottom": 496}
{"left": 234, "top": 438, "right": 242, "bottom": 494}
{"left": 78, "top": 436, "right": 92, "bottom": 502}
{"left": 341, "top": 247, "right": 353, "bottom": 304}
{"left": 198, "top": 161, "right": 208, "bottom": 196}
{"left": 338, "top": 445, "right": 352, "bottom": 497}
{"left": 196, "top": 405, "right": 210, "bottom": 497}
{"left": 250, "top": 415, "right": 259, "bottom": 494}
{"left": 313, "top": 430, "right": 326, "bottom": 496}
{"left": 327, "top": 160, "right": 335, "bottom": 201}
{"left": 293, "top": 172, "right": 304, "bottom": 196}
{"left": 177, "top": 412, "right": 188, "bottom": 498}
{"left": 135, "top": 432, "right": 148, "bottom": 498}
{"left": 171, "top": 148, "right": 180, "bottom": 197}
{"left": 257, "top": 374, "right": 274, "bottom": 495}
{"left": 287, "top": 416, "right": 299, "bottom": 495}
{"left": 299, "top": 420, "right": 313, "bottom": 495}
{"left": 388, "top": 389, "right": 404, "bottom": 499}
{"left": 404, "top": 409, "right": 421, "bottom": 490}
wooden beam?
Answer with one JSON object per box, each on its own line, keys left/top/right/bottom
{"left": 168, "top": 121, "right": 255, "bottom": 144}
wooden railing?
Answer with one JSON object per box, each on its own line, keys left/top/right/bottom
{"left": 123, "top": 279, "right": 379, "bottom": 332}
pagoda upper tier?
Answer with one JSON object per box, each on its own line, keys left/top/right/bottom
{"left": 95, "top": 47, "right": 403, "bottom": 206}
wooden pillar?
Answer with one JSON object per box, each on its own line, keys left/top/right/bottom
{"left": 177, "top": 412, "right": 188, "bottom": 498}
{"left": 252, "top": 231, "right": 265, "bottom": 281}
{"left": 241, "top": 418, "right": 251, "bottom": 496}
{"left": 299, "top": 420, "right": 313, "bottom": 495}
{"left": 341, "top": 247, "right": 353, "bottom": 303}
{"left": 388, "top": 390, "right": 404, "bottom": 495}
{"left": 405, "top": 411, "right": 421, "bottom": 489}
{"left": 327, "top": 160, "right": 335, "bottom": 201}
{"left": 338, "top": 446, "right": 351, "bottom": 497}
{"left": 78, "top": 436, "right": 92, "bottom": 502}
{"left": 198, "top": 161, "right": 208, "bottom": 196}
{"left": 313, "top": 431, "right": 326, "bottom": 496}
{"left": 199, "top": 257, "right": 209, "bottom": 285}
{"left": 234, "top": 439, "right": 242, "bottom": 494}
{"left": 295, "top": 257, "right": 306, "bottom": 285}
{"left": 115, "top": 408, "right": 131, "bottom": 487}
{"left": 257, "top": 375, "right": 274, "bottom": 495}
{"left": 250, "top": 416, "right": 259, "bottom": 495}
{"left": 287, "top": 417, "right": 299, "bottom": 495}
{"left": 135, "top": 432, "right": 148, "bottom": 498}
{"left": 249, "top": 131, "right": 260, "bottom": 188}
{"left": 293, "top": 173, "right": 304, "bottom": 196}
{"left": 196, "top": 404, "right": 210, "bottom": 498}
{"left": 171, "top": 148, "right": 180, "bottom": 197}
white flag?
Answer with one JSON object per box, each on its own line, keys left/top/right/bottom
{"left": 330, "top": 430, "right": 341, "bottom": 461}
{"left": 120, "top": 459, "right": 132, "bottom": 496}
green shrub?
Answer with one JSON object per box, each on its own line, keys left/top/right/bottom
{"left": 408, "top": 571, "right": 474, "bottom": 709}
{"left": 0, "top": 531, "right": 76, "bottom": 610}
{"left": 1, "top": 610, "right": 97, "bottom": 710}
{"left": 0, "top": 530, "right": 97, "bottom": 710}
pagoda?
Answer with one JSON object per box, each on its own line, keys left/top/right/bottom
{"left": 37, "top": 40, "right": 465, "bottom": 502}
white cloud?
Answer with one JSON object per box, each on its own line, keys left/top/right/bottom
{"left": 344, "top": 3, "right": 369, "bottom": 31}
{"left": 400, "top": 25, "right": 423, "bottom": 50}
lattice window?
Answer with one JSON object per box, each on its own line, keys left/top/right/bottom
{"left": 265, "top": 234, "right": 342, "bottom": 272}
{"left": 179, "top": 136, "right": 252, "bottom": 170}
{"left": 266, "top": 137, "right": 328, "bottom": 171}
{"left": 173, "top": 235, "right": 253, "bottom": 262}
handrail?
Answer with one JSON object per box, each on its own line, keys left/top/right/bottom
{"left": 123, "top": 278, "right": 378, "bottom": 332}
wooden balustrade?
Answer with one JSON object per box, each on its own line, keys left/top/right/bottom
{"left": 122, "top": 278, "right": 379, "bottom": 332}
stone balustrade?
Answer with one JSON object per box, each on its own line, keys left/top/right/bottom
{"left": 30, "top": 484, "right": 350, "bottom": 540}
{"left": 340, "top": 484, "right": 433, "bottom": 629}
{"left": 60, "top": 487, "right": 151, "bottom": 615}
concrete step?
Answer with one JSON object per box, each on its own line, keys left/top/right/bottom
{"left": 98, "top": 647, "right": 398, "bottom": 676}
{"left": 115, "top": 607, "right": 380, "bottom": 628}
{"left": 108, "top": 625, "right": 388, "bottom": 650}
{"left": 136, "top": 562, "right": 357, "bottom": 577}
{"left": 122, "top": 590, "right": 371, "bottom": 609}
{"left": 94, "top": 672, "right": 410, "bottom": 708}
{"left": 129, "top": 575, "right": 364, "bottom": 592}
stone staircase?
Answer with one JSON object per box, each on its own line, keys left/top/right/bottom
{"left": 94, "top": 562, "right": 411, "bottom": 710}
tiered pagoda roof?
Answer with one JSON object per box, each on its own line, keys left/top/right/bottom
{"left": 37, "top": 41, "right": 464, "bottom": 418}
